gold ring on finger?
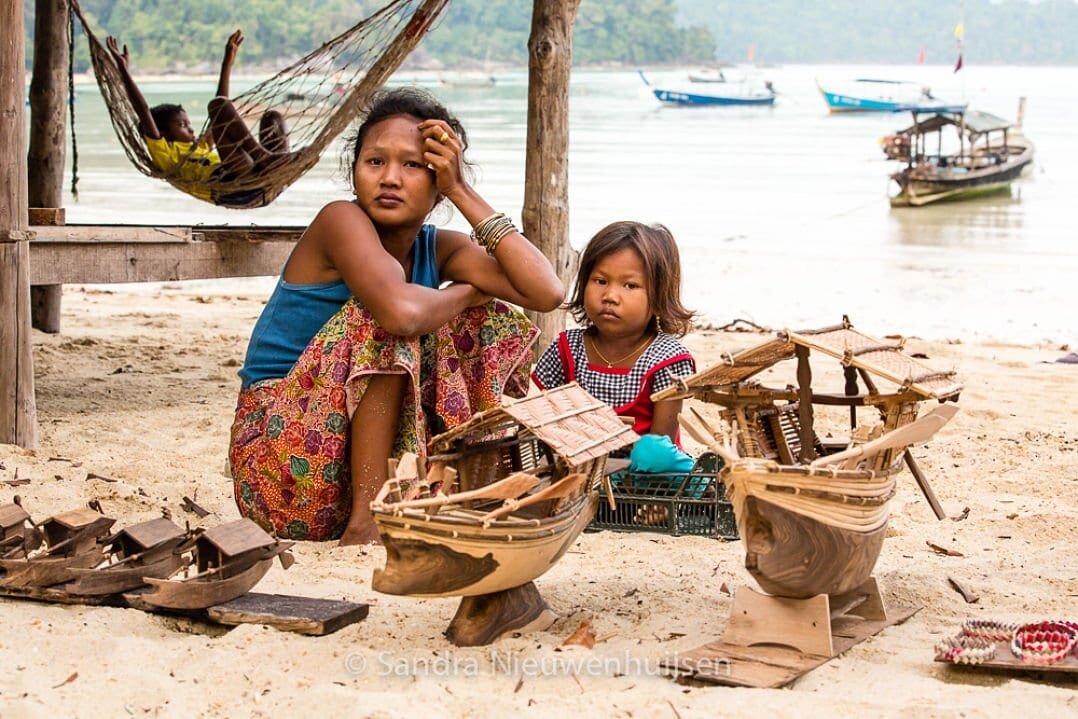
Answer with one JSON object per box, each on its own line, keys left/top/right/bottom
{"left": 438, "top": 132, "right": 449, "bottom": 144}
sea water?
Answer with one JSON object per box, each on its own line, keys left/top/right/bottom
{"left": 54, "top": 64, "right": 1077, "bottom": 344}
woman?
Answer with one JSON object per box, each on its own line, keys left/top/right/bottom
{"left": 229, "top": 88, "right": 563, "bottom": 545}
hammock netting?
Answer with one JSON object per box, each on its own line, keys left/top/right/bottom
{"left": 71, "top": 0, "right": 450, "bottom": 208}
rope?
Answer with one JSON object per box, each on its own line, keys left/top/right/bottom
{"left": 69, "top": 0, "right": 449, "bottom": 208}
{"left": 68, "top": 6, "right": 79, "bottom": 199}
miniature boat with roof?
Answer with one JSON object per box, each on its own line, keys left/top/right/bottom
{"left": 65, "top": 517, "right": 189, "bottom": 596}
{"left": 370, "top": 383, "right": 638, "bottom": 645}
{"left": 125, "top": 518, "right": 293, "bottom": 610}
{"left": 0, "top": 505, "right": 115, "bottom": 589}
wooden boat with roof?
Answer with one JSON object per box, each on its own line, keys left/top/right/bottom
{"left": 888, "top": 108, "right": 1033, "bottom": 206}
{"left": 65, "top": 517, "right": 189, "bottom": 596}
{"left": 659, "top": 317, "right": 962, "bottom": 599}
{"left": 370, "top": 383, "right": 638, "bottom": 644}
{"left": 126, "top": 519, "right": 293, "bottom": 610}
{"left": 0, "top": 506, "right": 115, "bottom": 589}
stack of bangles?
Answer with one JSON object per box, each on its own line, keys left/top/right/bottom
{"left": 470, "top": 212, "right": 518, "bottom": 255}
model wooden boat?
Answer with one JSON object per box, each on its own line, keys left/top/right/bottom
{"left": 66, "top": 517, "right": 189, "bottom": 596}
{"left": 370, "top": 383, "right": 637, "bottom": 644}
{"left": 889, "top": 108, "right": 1033, "bottom": 206}
{"left": 127, "top": 518, "right": 293, "bottom": 610}
{"left": 658, "top": 318, "right": 962, "bottom": 599}
{"left": 373, "top": 489, "right": 598, "bottom": 598}
{"left": 0, "top": 507, "right": 115, "bottom": 589}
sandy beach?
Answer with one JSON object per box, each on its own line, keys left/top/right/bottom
{"left": 1, "top": 284, "right": 1075, "bottom": 718}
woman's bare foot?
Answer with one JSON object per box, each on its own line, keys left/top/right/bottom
{"left": 339, "top": 521, "right": 382, "bottom": 546}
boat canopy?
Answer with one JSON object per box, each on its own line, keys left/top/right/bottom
{"left": 901, "top": 109, "right": 1013, "bottom": 136}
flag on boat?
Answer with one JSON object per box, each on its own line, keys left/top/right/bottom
{"left": 954, "top": 53, "right": 963, "bottom": 73}
{"left": 918, "top": 46, "right": 926, "bottom": 64}
{"left": 953, "top": 22, "right": 964, "bottom": 39}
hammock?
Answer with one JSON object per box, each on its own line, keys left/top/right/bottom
{"left": 71, "top": 0, "right": 449, "bottom": 209}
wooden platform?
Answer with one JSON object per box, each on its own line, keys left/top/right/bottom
{"left": 662, "top": 582, "right": 920, "bottom": 688}
{"left": 935, "top": 640, "right": 1078, "bottom": 681}
{"left": 0, "top": 585, "right": 367, "bottom": 636}
{"left": 28, "top": 224, "right": 301, "bottom": 284}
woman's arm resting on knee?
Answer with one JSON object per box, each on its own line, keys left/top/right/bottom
{"left": 314, "top": 202, "right": 489, "bottom": 337}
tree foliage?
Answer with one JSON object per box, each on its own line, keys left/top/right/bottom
{"left": 25, "top": 0, "right": 715, "bottom": 72}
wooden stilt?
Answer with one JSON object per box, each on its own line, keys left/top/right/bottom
{"left": 0, "top": 0, "right": 39, "bottom": 448}
{"left": 522, "top": 0, "right": 582, "bottom": 348}
{"left": 28, "top": 0, "right": 70, "bottom": 334}
{"left": 444, "top": 581, "right": 557, "bottom": 647}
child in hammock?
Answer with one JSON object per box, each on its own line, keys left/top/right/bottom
{"left": 107, "top": 30, "right": 290, "bottom": 205}
{"left": 531, "top": 221, "right": 696, "bottom": 445}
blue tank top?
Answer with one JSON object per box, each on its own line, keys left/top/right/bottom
{"left": 238, "top": 224, "right": 440, "bottom": 388}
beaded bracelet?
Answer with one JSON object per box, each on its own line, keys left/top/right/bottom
{"left": 1010, "top": 621, "right": 1077, "bottom": 665}
{"left": 962, "top": 619, "right": 1019, "bottom": 642}
{"left": 935, "top": 634, "right": 997, "bottom": 665}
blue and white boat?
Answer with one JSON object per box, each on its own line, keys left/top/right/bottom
{"left": 639, "top": 71, "right": 776, "bottom": 107}
{"left": 817, "top": 78, "right": 964, "bottom": 113}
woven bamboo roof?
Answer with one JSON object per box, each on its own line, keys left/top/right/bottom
{"left": 430, "top": 383, "right": 638, "bottom": 467}
{"left": 653, "top": 318, "right": 962, "bottom": 401}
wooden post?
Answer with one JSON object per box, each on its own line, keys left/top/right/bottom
{"left": 795, "top": 345, "right": 814, "bottom": 463}
{"left": 28, "top": 0, "right": 70, "bottom": 333}
{"left": 522, "top": 0, "right": 581, "bottom": 350}
{"left": 0, "top": 0, "right": 40, "bottom": 447}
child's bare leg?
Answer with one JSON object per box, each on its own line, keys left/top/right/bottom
{"left": 340, "top": 373, "right": 407, "bottom": 546}
{"left": 208, "top": 96, "right": 268, "bottom": 176}
{"left": 259, "top": 110, "right": 289, "bottom": 155}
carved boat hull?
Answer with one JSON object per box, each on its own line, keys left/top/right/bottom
{"left": 741, "top": 494, "right": 887, "bottom": 599}
{"left": 65, "top": 553, "right": 187, "bottom": 596}
{"left": 0, "top": 546, "right": 107, "bottom": 589}
{"left": 128, "top": 557, "right": 274, "bottom": 610}
{"left": 372, "top": 492, "right": 599, "bottom": 598}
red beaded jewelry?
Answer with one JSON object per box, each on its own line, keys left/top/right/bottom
{"left": 1010, "top": 621, "right": 1077, "bottom": 665}
{"left": 961, "top": 619, "right": 1018, "bottom": 642}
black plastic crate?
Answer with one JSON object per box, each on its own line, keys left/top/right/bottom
{"left": 590, "top": 453, "right": 738, "bottom": 539}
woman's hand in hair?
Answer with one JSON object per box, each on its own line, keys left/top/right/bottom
{"left": 419, "top": 119, "right": 467, "bottom": 201}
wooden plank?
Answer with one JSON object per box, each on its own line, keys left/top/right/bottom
{"left": 207, "top": 592, "right": 369, "bottom": 636}
{"left": 935, "top": 640, "right": 1078, "bottom": 676}
{"left": 30, "top": 225, "right": 194, "bottom": 244}
{"left": 665, "top": 603, "right": 920, "bottom": 688}
{"left": 28, "top": 208, "right": 65, "bottom": 225}
{"left": 0, "top": 586, "right": 369, "bottom": 636}
{"left": 29, "top": 237, "right": 295, "bottom": 284}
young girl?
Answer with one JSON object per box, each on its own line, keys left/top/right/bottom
{"left": 532, "top": 221, "right": 695, "bottom": 442}
{"left": 229, "top": 88, "right": 563, "bottom": 545}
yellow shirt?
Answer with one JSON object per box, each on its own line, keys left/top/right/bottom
{"left": 143, "top": 136, "right": 220, "bottom": 201}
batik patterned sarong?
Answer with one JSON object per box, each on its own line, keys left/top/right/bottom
{"left": 229, "top": 299, "right": 538, "bottom": 541}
